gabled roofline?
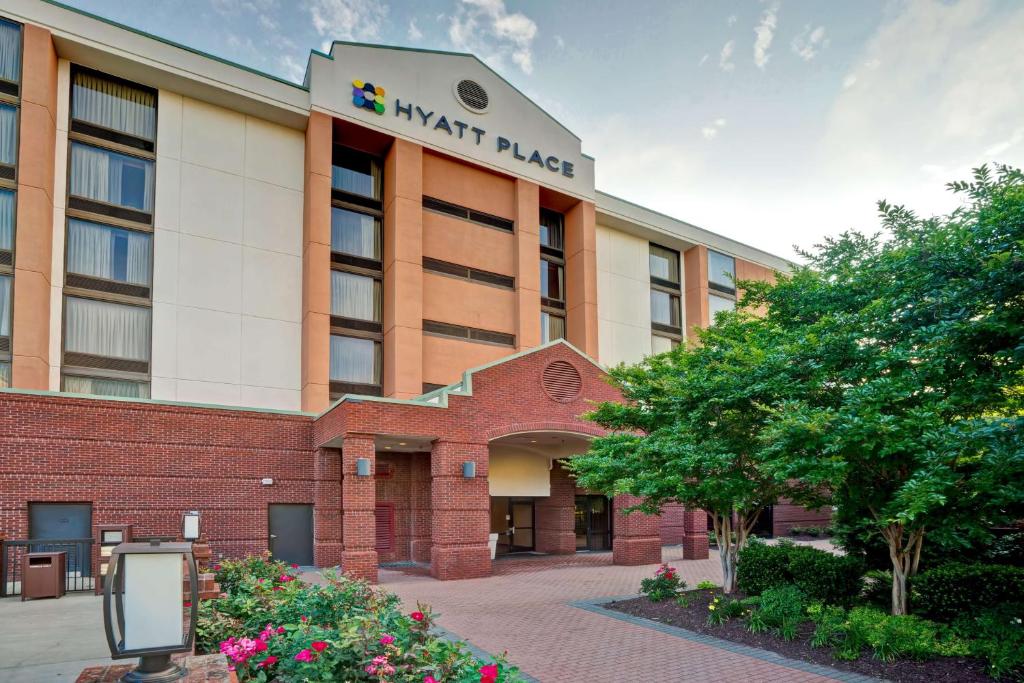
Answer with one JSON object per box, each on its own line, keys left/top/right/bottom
{"left": 315, "top": 338, "right": 604, "bottom": 418}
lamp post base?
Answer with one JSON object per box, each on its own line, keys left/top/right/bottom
{"left": 119, "top": 655, "right": 186, "bottom": 682}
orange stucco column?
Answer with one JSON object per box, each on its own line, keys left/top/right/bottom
{"left": 11, "top": 25, "right": 57, "bottom": 390}
{"left": 564, "top": 199, "right": 598, "bottom": 357}
{"left": 382, "top": 139, "right": 423, "bottom": 399}
{"left": 301, "top": 112, "right": 332, "bottom": 411}
{"left": 513, "top": 179, "right": 540, "bottom": 351}
{"left": 683, "top": 245, "right": 710, "bottom": 343}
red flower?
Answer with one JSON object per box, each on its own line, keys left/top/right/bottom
{"left": 257, "top": 655, "right": 277, "bottom": 668}
{"left": 183, "top": 601, "right": 192, "bottom": 608}
{"left": 311, "top": 641, "right": 328, "bottom": 653}
{"left": 480, "top": 663, "right": 499, "bottom": 683}
{"left": 212, "top": 564, "right": 221, "bottom": 571}
{"left": 273, "top": 586, "right": 283, "bottom": 591}
{"left": 276, "top": 626, "right": 286, "bottom": 634}
{"left": 410, "top": 611, "right": 425, "bottom": 622}
{"left": 255, "top": 640, "right": 268, "bottom": 652}
{"left": 290, "top": 563, "right": 299, "bottom": 569}
{"left": 300, "top": 616, "right": 308, "bottom": 623}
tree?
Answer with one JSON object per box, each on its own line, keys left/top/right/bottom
{"left": 568, "top": 313, "right": 828, "bottom": 593}
{"left": 753, "top": 165, "right": 1024, "bottom": 615}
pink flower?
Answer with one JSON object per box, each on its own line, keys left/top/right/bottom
{"left": 279, "top": 574, "right": 295, "bottom": 582}
{"left": 372, "top": 655, "right": 388, "bottom": 666}
{"left": 379, "top": 634, "right": 395, "bottom": 645}
{"left": 255, "top": 640, "right": 268, "bottom": 653}
{"left": 294, "top": 649, "right": 314, "bottom": 663}
{"left": 273, "top": 586, "right": 283, "bottom": 591}
{"left": 311, "top": 641, "right": 328, "bottom": 653}
{"left": 424, "top": 677, "right": 438, "bottom": 683}
{"left": 410, "top": 611, "right": 425, "bottom": 622}
{"left": 480, "top": 663, "right": 499, "bottom": 683}
{"left": 291, "top": 563, "right": 300, "bottom": 569}
{"left": 365, "top": 665, "right": 377, "bottom": 675}
{"left": 276, "top": 626, "right": 286, "bottom": 634}
{"left": 300, "top": 616, "right": 308, "bottom": 623}
{"left": 257, "top": 655, "right": 277, "bottom": 668}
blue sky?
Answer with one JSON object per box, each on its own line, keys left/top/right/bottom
{"left": 64, "top": 0, "right": 1024, "bottom": 261}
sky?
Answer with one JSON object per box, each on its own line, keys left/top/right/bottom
{"left": 63, "top": 0, "right": 1024, "bottom": 261}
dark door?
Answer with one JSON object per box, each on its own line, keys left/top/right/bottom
{"left": 575, "top": 496, "right": 612, "bottom": 551}
{"left": 29, "top": 503, "right": 92, "bottom": 574}
{"left": 751, "top": 505, "right": 774, "bottom": 539}
{"left": 268, "top": 504, "right": 313, "bottom": 566}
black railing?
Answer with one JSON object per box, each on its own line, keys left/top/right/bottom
{"left": 1, "top": 538, "right": 95, "bottom": 597}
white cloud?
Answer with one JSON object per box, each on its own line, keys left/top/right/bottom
{"left": 407, "top": 18, "right": 423, "bottom": 41}
{"left": 984, "top": 127, "right": 1024, "bottom": 157}
{"left": 307, "top": 0, "right": 388, "bottom": 42}
{"left": 555, "top": 34, "right": 565, "bottom": 50}
{"left": 449, "top": 0, "right": 538, "bottom": 74}
{"left": 701, "top": 118, "right": 727, "bottom": 140}
{"left": 753, "top": 1, "right": 780, "bottom": 69}
{"left": 279, "top": 54, "right": 307, "bottom": 83}
{"left": 842, "top": 74, "right": 857, "bottom": 89}
{"left": 698, "top": 53, "right": 709, "bottom": 67}
{"left": 719, "top": 40, "right": 735, "bottom": 72}
{"left": 727, "top": 14, "right": 738, "bottom": 26}
{"left": 791, "top": 24, "right": 828, "bottom": 61}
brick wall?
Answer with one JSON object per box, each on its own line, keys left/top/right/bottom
{"left": 773, "top": 500, "right": 833, "bottom": 536}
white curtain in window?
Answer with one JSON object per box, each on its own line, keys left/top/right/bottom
{"left": 331, "top": 271, "right": 378, "bottom": 320}
{"left": 329, "top": 335, "right": 378, "bottom": 384}
{"left": 70, "top": 142, "right": 154, "bottom": 212}
{"left": 0, "top": 20, "right": 19, "bottom": 84}
{"left": 0, "top": 104, "right": 15, "bottom": 166}
{"left": 0, "top": 275, "right": 10, "bottom": 337}
{"left": 64, "top": 296, "right": 151, "bottom": 361}
{"left": 63, "top": 375, "right": 149, "bottom": 398}
{"left": 0, "top": 361, "right": 9, "bottom": 388}
{"left": 331, "top": 208, "right": 378, "bottom": 259}
{"left": 67, "top": 219, "right": 151, "bottom": 284}
{"left": 72, "top": 71, "right": 155, "bottom": 140}
{"left": 331, "top": 161, "right": 379, "bottom": 198}
{"left": 651, "top": 290, "right": 679, "bottom": 326}
{"left": 0, "top": 189, "right": 13, "bottom": 251}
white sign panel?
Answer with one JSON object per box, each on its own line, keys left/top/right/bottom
{"left": 123, "top": 553, "right": 184, "bottom": 651}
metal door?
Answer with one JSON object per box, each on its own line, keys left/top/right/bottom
{"left": 268, "top": 504, "right": 313, "bottom": 567}
{"left": 28, "top": 503, "right": 92, "bottom": 574}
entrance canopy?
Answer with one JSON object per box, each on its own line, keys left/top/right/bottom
{"left": 488, "top": 431, "right": 591, "bottom": 497}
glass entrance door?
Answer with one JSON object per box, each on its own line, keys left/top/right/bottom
{"left": 575, "top": 495, "right": 612, "bottom": 551}
{"left": 490, "top": 497, "right": 535, "bottom": 554}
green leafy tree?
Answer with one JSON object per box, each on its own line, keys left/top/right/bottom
{"left": 568, "top": 313, "right": 828, "bottom": 593}
{"left": 753, "top": 165, "right": 1024, "bottom": 615}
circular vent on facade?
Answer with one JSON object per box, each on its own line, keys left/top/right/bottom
{"left": 454, "top": 79, "right": 489, "bottom": 113}
{"left": 542, "top": 360, "right": 582, "bottom": 403}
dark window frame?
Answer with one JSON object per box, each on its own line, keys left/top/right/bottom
{"left": 422, "top": 195, "right": 515, "bottom": 233}
{"left": 540, "top": 208, "right": 566, "bottom": 343}
{"left": 650, "top": 242, "right": 683, "bottom": 347}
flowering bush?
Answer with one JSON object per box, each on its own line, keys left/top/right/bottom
{"left": 199, "top": 558, "right": 522, "bottom": 682}
{"left": 640, "top": 564, "right": 685, "bottom": 602}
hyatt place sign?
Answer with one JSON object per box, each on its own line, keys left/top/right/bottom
{"left": 352, "top": 79, "right": 575, "bottom": 180}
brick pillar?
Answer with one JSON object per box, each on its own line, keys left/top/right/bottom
{"left": 301, "top": 111, "right": 332, "bottom": 411}
{"left": 513, "top": 178, "right": 540, "bottom": 350}
{"left": 564, "top": 199, "right": 598, "bottom": 357}
{"left": 430, "top": 440, "right": 491, "bottom": 580}
{"left": 409, "top": 455, "right": 432, "bottom": 563}
{"left": 382, "top": 139, "right": 423, "bottom": 399}
{"left": 683, "top": 245, "right": 710, "bottom": 343}
{"left": 313, "top": 448, "right": 342, "bottom": 567}
{"left": 535, "top": 461, "right": 576, "bottom": 554}
{"left": 12, "top": 25, "right": 57, "bottom": 390}
{"left": 341, "top": 435, "right": 377, "bottom": 582}
{"left": 659, "top": 503, "right": 686, "bottom": 545}
{"left": 612, "top": 494, "right": 662, "bottom": 566}
{"left": 682, "top": 508, "right": 710, "bottom": 560}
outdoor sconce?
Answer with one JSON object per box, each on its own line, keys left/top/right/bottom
{"left": 462, "top": 461, "right": 476, "bottom": 478}
{"left": 356, "top": 457, "right": 372, "bottom": 476}
{"left": 181, "top": 510, "right": 201, "bottom": 541}
{"left": 103, "top": 541, "right": 199, "bottom": 682}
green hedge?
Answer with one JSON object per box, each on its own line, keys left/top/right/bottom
{"left": 912, "top": 562, "right": 1024, "bottom": 622}
{"left": 737, "top": 540, "right": 864, "bottom": 606}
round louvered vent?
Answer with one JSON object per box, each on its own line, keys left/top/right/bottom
{"left": 542, "top": 360, "right": 582, "bottom": 402}
{"left": 454, "top": 79, "right": 489, "bottom": 112}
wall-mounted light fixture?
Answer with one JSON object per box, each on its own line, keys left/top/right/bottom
{"left": 260, "top": 478, "right": 274, "bottom": 486}
{"left": 103, "top": 541, "right": 198, "bottom": 681}
{"left": 181, "top": 511, "right": 201, "bottom": 541}
{"left": 356, "top": 458, "right": 372, "bottom": 477}
{"left": 462, "top": 461, "right": 476, "bottom": 478}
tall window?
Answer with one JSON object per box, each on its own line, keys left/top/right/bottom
{"left": 539, "top": 208, "right": 565, "bottom": 343}
{"left": 0, "top": 18, "right": 19, "bottom": 386}
{"left": 707, "top": 250, "right": 736, "bottom": 321}
{"left": 329, "top": 146, "right": 383, "bottom": 398}
{"left": 62, "top": 67, "right": 156, "bottom": 398}
{"left": 649, "top": 243, "right": 682, "bottom": 352}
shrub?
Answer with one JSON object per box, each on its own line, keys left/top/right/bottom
{"left": 707, "top": 595, "right": 746, "bottom": 626}
{"left": 640, "top": 564, "right": 685, "bottom": 602}
{"left": 737, "top": 540, "right": 864, "bottom": 606}
{"left": 844, "top": 606, "right": 969, "bottom": 663}
{"left": 986, "top": 532, "right": 1024, "bottom": 567}
{"left": 809, "top": 604, "right": 846, "bottom": 649}
{"left": 912, "top": 562, "right": 1024, "bottom": 622}
{"left": 861, "top": 569, "right": 892, "bottom": 608}
{"left": 750, "top": 585, "right": 806, "bottom": 641}
{"left": 695, "top": 580, "right": 718, "bottom": 590}
{"left": 213, "top": 553, "right": 293, "bottom": 595}
{"left": 955, "top": 606, "right": 1024, "bottom": 681}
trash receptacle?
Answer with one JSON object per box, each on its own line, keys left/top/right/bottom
{"left": 21, "top": 551, "right": 66, "bottom": 601}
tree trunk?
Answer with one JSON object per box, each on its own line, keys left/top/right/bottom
{"left": 881, "top": 523, "right": 924, "bottom": 616}
{"left": 712, "top": 508, "right": 759, "bottom": 594}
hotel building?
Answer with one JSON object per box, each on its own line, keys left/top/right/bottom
{"left": 0, "top": 1, "right": 827, "bottom": 583}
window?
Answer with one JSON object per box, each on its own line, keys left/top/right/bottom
{"left": 66, "top": 218, "right": 151, "bottom": 286}
{"left": 69, "top": 142, "right": 154, "bottom": 214}
{"left": 330, "top": 146, "right": 384, "bottom": 399}
{"left": 64, "top": 296, "right": 151, "bottom": 363}
{"left": 650, "top": 243, "right": 682, "bottom": 350}
{"left": 0, "top": 18, "right": 21, "bottom": 91}
{"left": 0, "top": 103, "right": 15, "bottom": 168}
{"left": 540, "top": 208, "right": 565, "bottom": 342}
{"left": 709, "top": 293, "right": 736, "bottom": 319}
{"left": 0, "top": 188, "right": 13, "bottom": 258}
{"left": 71, "top": 68, "right": 156, "bottom": 145}
{"left": 62, "top": 374, "right": 149, "bottom": 398}
{"left": 708, "top": 250, "right": 736, "bottom": 293}
{"left": 0, "top": 273, "right": 10, "bottom": 356}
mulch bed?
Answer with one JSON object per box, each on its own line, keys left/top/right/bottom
{"left": 606, "top": 590, "right": 992, "bottom": 683}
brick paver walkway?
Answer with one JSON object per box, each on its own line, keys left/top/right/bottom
{"left": 376, "top": 545, "right": 849, "bottom": 683}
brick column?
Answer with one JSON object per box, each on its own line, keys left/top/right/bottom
{"left": 564, "top": 199, "right": 598, "bottom": 357}
{"left": 313, "top": 448, "right": 342, "bottom": 567}
{"left": 341, "top": 435, "right": 377, "bottom": 582}
{"left": 682, "top": 508, "right": 710, "bottom": 560}
{"left": 535, "top": 461, "right": 575, "bottom": 554}
{"left": 12, "top": 26, "right": 57, "bottom": 390}
{"left": 382, "top": 139, "right": 423, "bottom": 398}
{"left": 301, "top": 112, "right": 332, "bottom": 411}
{"left": 409, "top": 455, "right": 432, "bottom": 563}
{"left": 430, "top": 440, "right": 491, "bottom": 580}
{"left": 513, "top": 178, "right": 540, "bottom": 350}
{"left": 611, "top": 494, "right": 662, "bottom": 566}
{"left": 683, "top": 245, "right": 710, "bottom": 343}
{"left": 659, "top": 503, "right": 686, "bottom": 545}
